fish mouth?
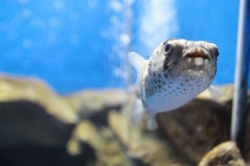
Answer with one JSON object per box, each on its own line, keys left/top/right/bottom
{"left": 183, "top": 48, "right": 210, "bottom": 67}
{"left": 185, "top": 53, "right": 209, "bottom": 59}
{"left": 184, "top": 54, "right": 209, "bottom": 66}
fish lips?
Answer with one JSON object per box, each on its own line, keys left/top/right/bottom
{"left": 183, "top": 46, "right": 211, "bottom": 59}
{"left": 182, "top": 47, "right": 211, "bottom": 68}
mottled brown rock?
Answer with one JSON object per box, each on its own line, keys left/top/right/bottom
{"left": 198, "top": 85, "right": 250, "bottom": 165}
{"left": 63, "top": 89, "right": 126, "bottom": 117}
{"left": 198, "top": 141, "right": 246, "bottom": 166}
{"left": 0, "top": 100, "right": 75, "bottom": 147}
{"left": 0, "top": 74, "right": 78, "bottom": 148}
{"left": 108, "top": 110, "right": 192, "bottom": 166}
{"left": 67, "top": 119, "right": 131, "bottom": 166}
{"left": 157, "top": 86, "right": 232, "bottom": 162}
{"left": 0, "top": 74, "right": 78, "bottom": 123}
{"left": 1, "top": 74, "right": 249, "bottom": 166}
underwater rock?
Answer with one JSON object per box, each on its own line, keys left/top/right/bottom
{"left": 157, "top": 86, "right": 232, "bottom": 162}
{"left": 66, "top": 109, "right": 193, "bottom": 166}
{"left": 0, "top": 100, "right": 75, "bottom": 147}
{"left": 63, "top": 89, "right": 126, "bottom": 119}
{"left": 198, "top": 141, "right": 246, "bottom": 166}
{"left": 0, "top": 74, "right": 78, "bottom": 123}
{"left": 0, "top": 74, "right": 249, "bottom": 166}
{"left": 66, "top": 119, "right": 131, "bottom": 166}
{"left": 108, "top": 110, "right": 192, "bottom": 166}
{"left": 0, "top": 75, "right": 77, "bottom": 147}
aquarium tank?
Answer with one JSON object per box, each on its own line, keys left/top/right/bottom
{"left": 0, "top": 0, "right": 249, "bottom": 166}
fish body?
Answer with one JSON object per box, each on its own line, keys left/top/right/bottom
{"left": 128, "top": 38, "right": 220, "bottom": 130}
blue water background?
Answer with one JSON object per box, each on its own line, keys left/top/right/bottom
{"left": 0, "top": 0, "right": 242, "bottom": 94}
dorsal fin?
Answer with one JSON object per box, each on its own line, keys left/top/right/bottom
{"left": 127, "top": 52, "right": 146, "bottom": 72}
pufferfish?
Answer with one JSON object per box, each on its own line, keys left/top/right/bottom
{"left": 128, "top": 38, "right": 221, "bottom": 130}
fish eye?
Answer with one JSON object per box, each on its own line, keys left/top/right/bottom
{"left": 164, "top": 43, "right": 171, "bottom": 52}
{"left": 215, "top": 49, "right": 219, "bottom": 57}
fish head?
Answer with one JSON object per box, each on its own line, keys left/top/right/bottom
{"left": 156, "top": 38, "right": 219, "bottom": 79}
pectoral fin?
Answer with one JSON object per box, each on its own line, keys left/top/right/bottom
{"left": 130, "top": 98, "right": 145, "bottom": 127}
{"left": 147, "top": 113, "right": 158, "bottom": 130}
{"left": 208, "top": 85, "right": 223, "bottom": 100}
{"left": 130, "top": 98, "right": 158, "bottom": 130}
{"left": 127, "top": 52, "right": 146, "bottom": 72}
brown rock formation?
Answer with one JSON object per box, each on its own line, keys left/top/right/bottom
{"left": 0, "top": 74, "right": 249, "bottom": 165}
{"left": 198, "top": 141, "right": 245, "bottom": 166}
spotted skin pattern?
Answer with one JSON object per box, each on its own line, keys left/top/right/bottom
{"left": 138, "top": 38, "right": 218, "bottom": 116}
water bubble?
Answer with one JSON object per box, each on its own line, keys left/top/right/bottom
{"left": 23, "top": 39, "right": 33, "bottom": 49}
{"left": 47, "top": 32, "right": 57, "bottom": 45}
{"left": 49, "top": 17, "right": 60, "bottom": 27}
{"left": 53, "top": 0, "right": 65, "bottom": 12}
{"left": 87, "top": 0, "right": 98, "bottom": 9}
{"left": 110, "top": 0, "right": 122, "bottom": 12}
{"left": 69, "top": 12, "right": 79, "bottom": 22}
{"left": 120, "top": 33, "right": 130, "bottom": 45}
{"left": 18, "top": 0, "right": 29, "bottom": 5}
{"left": 70, "top": 34, "right": 79, "bottom": 44}
{"left": 31, "top": 19, "right": 46, "bottom": 29}
{"left": 22, "top": 9, "right": 32, "bottom": 19}
{"left": 0, "top": 22, "right": 6, "bottom": 31}
{"left": 114, "top": 68, "right": 122, "bottom": 77}
{"left": 9, "top": 31, "right": 18, "bottom": 40}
